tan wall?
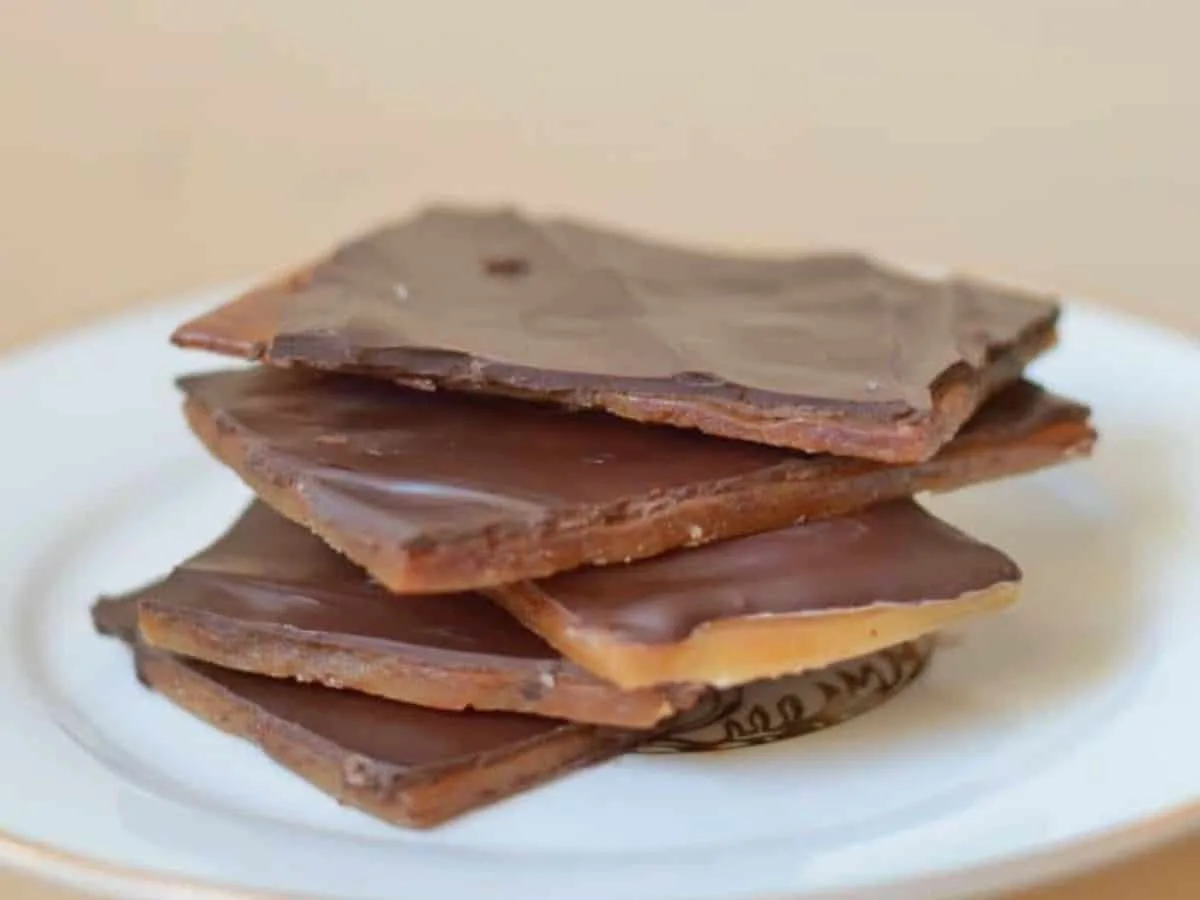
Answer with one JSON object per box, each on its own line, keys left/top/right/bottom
{"left": 0, "top": 2, "right": 1196, "bottom": 898}
{"left": 4, "top": 1, "right": 1200, "bottom": 348}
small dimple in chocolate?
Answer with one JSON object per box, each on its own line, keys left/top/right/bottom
{"left": 484, "top": 256, "right": 530, "bottom": 277}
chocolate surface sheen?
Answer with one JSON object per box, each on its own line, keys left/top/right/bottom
{"left": 131, "top": 503, "right": 702, "bottom": 727}
{"left": 93, "top": 597, "right": 642, "bottom": 828}
{"left": 174, "top": 656, "right": 568, "bottom": 765}
{"left": 179, "top": 367, "right": 1093, "bottom": 593}
{"left": 495, "top": 500, "right": 1021, "bottom": 645}
{"left": 172, "top": 206, "right": 1060, "bottom": 461}
{"left": 155, "top": 502, "right": 560, "bottom": 661}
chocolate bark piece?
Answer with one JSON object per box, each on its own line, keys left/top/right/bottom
{"left": 179, "top": 367, "right": 1093, "bottom": 593}
{"left": 132, "top": 503, "right": 701, "bottom": 728}
{"left": 171, "top": 206, "right": 1060, "bottom": 462}
{"left": 93, "top": 597, "right": 644, "bottom": 829}
{"left": 489, "top": 500, "right": 1021, "bottom": 689}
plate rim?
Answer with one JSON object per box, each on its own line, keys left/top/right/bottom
{"left": 0, "top": 286, "right": 1197, "bottom": 900}
{"left": 0, "top": 793, "right": 1195, "bottom": 900}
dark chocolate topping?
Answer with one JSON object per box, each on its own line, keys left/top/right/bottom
{"left": 140, "top": 503, "right": 566, "bottom": 667}
{"left": 180, "top": 367, "right": 1089, "bottom": 553}
{"left": 525, "top": 500, "right": 1021, "bottom": 644}
{"left": 266, "top": 206, "right": 1057, "bottom": 413}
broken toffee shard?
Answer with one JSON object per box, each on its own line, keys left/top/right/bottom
{"left": 172, "top": 206, "right": 1060, "bottom": 463}
{"left": 179, "top": 368, "right": 1093, "bottom": 593}
{"left": 93, "top": 597, "right": 646, "bottom": 829}
{"left": 489, "top": 500, "right": 1021, "bottom": 689}
{"left": 132, "top": 502, "right": 702, "bottom": 729}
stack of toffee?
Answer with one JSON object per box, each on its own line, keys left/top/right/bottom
{"left": 94, "top": 207, "right": 1095, "bottom": 827}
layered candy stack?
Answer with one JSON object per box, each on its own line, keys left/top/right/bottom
{"left": 93, "top": 207, "right": 1096, "bottom": 827}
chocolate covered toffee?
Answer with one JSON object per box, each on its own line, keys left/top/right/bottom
{"left": 133, "top": 503, "right": 702, "bottom": 729}
{"left": 87, "top": 205, "right": 1095, "bottom": 829}
{"left": 94, "top": 597, "right": 643, "bottom": 828}
{"left": 491, "top": 500, "right": 1021, "bottom": 688}
{"left": 94, "top": 597, "right": 935, "bottom": 825}
{"left": 179, "top": 369, "right": 1092, "bottom": 592}
{"left": 172, "top": 206, "right": 1059, "bottom": 462}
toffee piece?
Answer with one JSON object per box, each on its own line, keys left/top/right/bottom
{"left": 172, "top": 206, "right": 1060, "bottom": 462}
{"left": 490, "top": 500, "right": 1021, "bottom": 689}
{"left": 180, "top": 368, "right": 1093, "bottom": 593}
{"left": 93, "top": 597, "right": 644, "bottom": 829}
{"left": 133, "top": 503, "right": 702, "bottom": 728}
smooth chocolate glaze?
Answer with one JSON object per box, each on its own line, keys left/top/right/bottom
{"left": 167, "top": 652, "right": 582, "bottom": 766}
{"left": 517, "top": 500, "right": 1021, "bottom": 644}
{"left": 179, "top": 366, "right": 1091, "bottom": 554}
{"left": 259, "top": 207, "right": 1056, "bottom": 409}
{"left": 124, "top": 505, "right": 707, "bottom": 726}
{"left": 147, "top": 502, "right": 564, "bottom": 666}
{"left": 180, "top": 367, "right": 793, "bottom": 543}
{"left": 178, "top": 653, "right": 576, "bottom": 765}
{"left": 172, "top": 206, "right": 1060, "bottom": 460}
{"left": 94, "top": 598, "right": 632, "bottom": 784}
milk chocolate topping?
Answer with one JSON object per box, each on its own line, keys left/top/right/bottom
{"left": 502, "top": 500, "right": 1021, "bottom": 645}
{"left": 130, "top": 503, "right": 702, "bottom": 726}
{"left": 172, "top": 206, "right": 1060, "bottom": 461}
{"left": 157, "top": 502, "right": 561, "bottom": 664}
{"left": 180, "top": 367, "right": 800, "bottom": 543}
{"left": 179, "top": 367, "right": 1092, "bottom": 592}
{"left": 174, "top": 654, "right": 575, "bottom": 766}
{"left": 92, "top": 602, "right": 619, "bottom": 764}
{"left": 93, "top": 597, "right": 642, "bottom": 827}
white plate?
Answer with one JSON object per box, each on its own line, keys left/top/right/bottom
{"left": 0, "top": 288, "right": 1197, "bottom": 900}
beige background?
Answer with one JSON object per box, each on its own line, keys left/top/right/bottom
{"left": 1, "top": 1, "right": 1197, "bottom": 897}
